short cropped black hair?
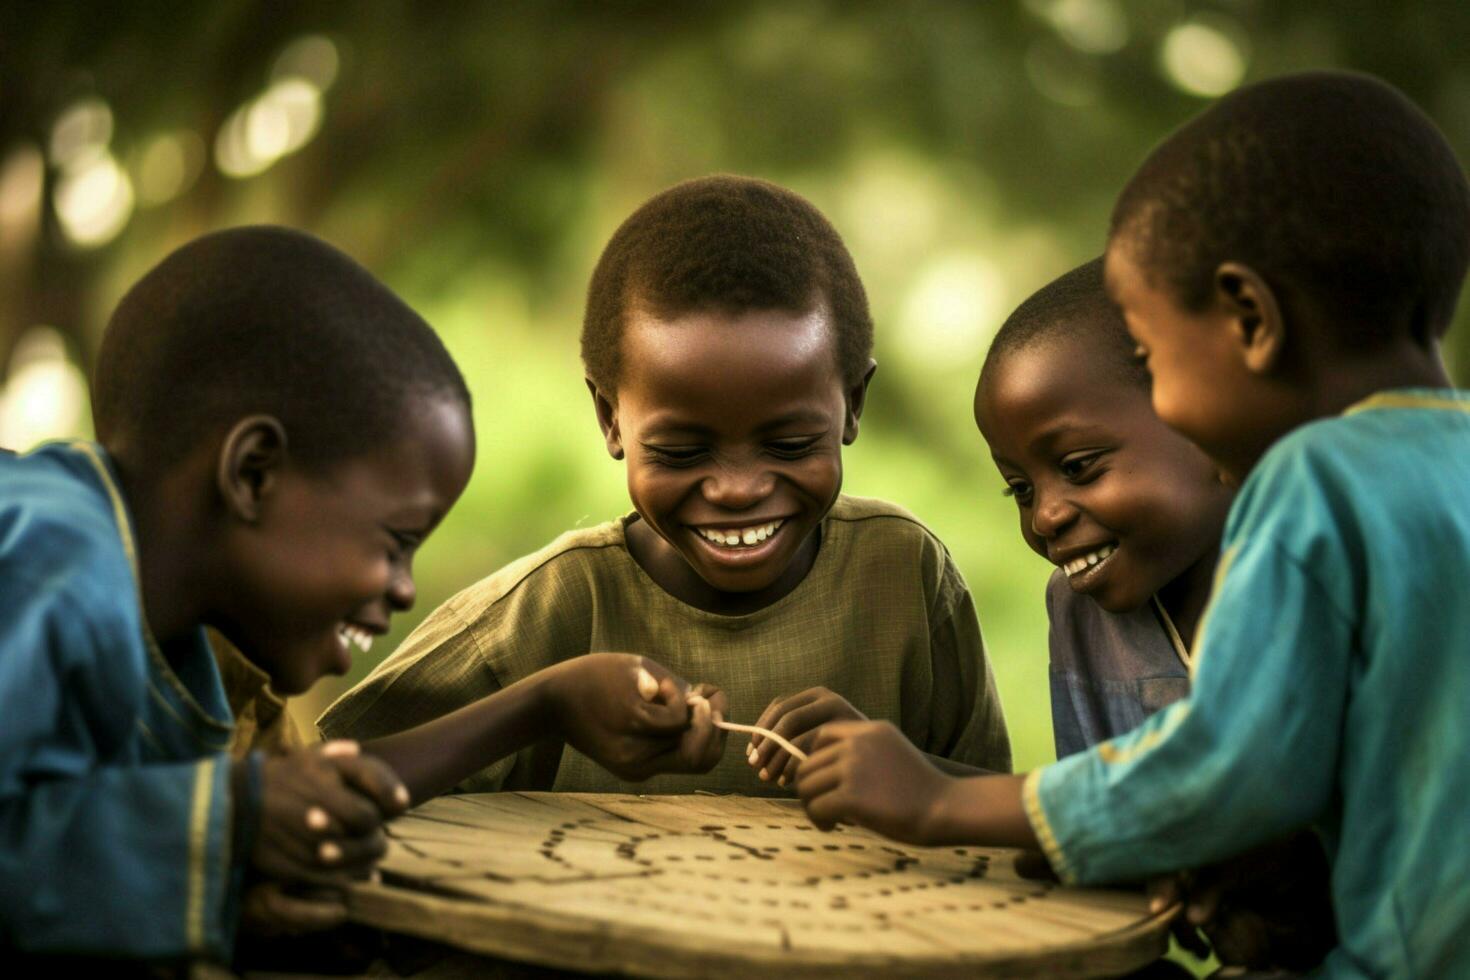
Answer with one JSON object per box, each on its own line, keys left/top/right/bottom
{"left": 1111, "top": 71, "right": 1470, "bottom": 346}
{"left": 93, "top": 226, "right": 470, "bottom": 471}
{"left": 581, "top": 175, "right": 873, "bottom": 395}
{"left": 980, "top": 257, "right": 1148, "bottom": 392}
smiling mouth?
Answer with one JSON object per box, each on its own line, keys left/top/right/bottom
{"left": 336, "top": 623, "right": 375, "bottom": 655}
{"left": 1061, "top": 543, "right": 1117, "bottom": 577}
{"left": 693, "top": 519, "right": 785, "bottom": 549}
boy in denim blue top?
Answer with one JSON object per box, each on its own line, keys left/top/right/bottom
{"left": 976, "top": 259, "right": 1232, "bottom": 759}
{"left": 795, "top": 72, "right": 1470, "bottom": 977}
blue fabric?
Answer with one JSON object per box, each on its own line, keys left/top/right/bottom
{"left": 1028, "top": 389, "right": 1470, "bottom": 979}
{"left": 1045, "top": 570, "right": 1190, "bottom": 759}
{"left": 0, "top": 442, "right": 241, "bottom": 958}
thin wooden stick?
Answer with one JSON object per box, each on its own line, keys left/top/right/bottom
{"left": 712, "top": 719, "right": 808, "bottom": 762}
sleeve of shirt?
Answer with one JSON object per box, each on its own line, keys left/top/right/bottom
{"left": 925, "top": 552, "right": 1013, "bottom": 774}
{"left": 0, "top": 580, "right": 238, "bottom": 958}
{"left": 1024, "top": 455, "right": 1356, "bottom": 886}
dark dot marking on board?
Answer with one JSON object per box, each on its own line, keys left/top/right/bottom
{"left": 795, "top": 845, "right": 814, "bottom": 852}
{"left": 734, "top": 824, "right": 752, "bottom": 830}
{"left": 700, "top": 825, "right": 725, "bottom": 832}
{"left": 822, "top": 844, "right": 840, "bottom": 851}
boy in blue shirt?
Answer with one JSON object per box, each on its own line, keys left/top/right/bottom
{"left": 0, "top": 227, "right": 726, "bottom": 963}
{"left": 795, "top": 71, "right": 1470, "bottom": 977}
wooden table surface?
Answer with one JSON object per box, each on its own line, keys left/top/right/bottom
{"left": 347, "top": 792, "right": 1171, "bottom": 979}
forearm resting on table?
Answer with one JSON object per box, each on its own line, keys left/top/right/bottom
{"left": 926, "top": 774, "right": 1038, "bottom": 849}
{"left": 359, "top": 670, "right": 557, "bottom": 804}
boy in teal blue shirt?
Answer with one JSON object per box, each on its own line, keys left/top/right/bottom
{"left": 794, "top": 71, "right": 1470, "bottom": 977}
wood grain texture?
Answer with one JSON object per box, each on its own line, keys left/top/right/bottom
{"left": 348, "top": 792, "right": 1170, "bottom": 978}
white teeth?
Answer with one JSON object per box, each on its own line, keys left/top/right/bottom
{"left": 337, "top": 623, "right": 374, "bottom": 654}
{"left": 1062, "top": 544, "right": 1116, "bottom": 577}
{"left": 696, "top": 520, "right": 783, "bottom": 549}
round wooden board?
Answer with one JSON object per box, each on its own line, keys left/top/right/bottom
{"left": 348, "top": 792, "right": 1170, "bottom": 978}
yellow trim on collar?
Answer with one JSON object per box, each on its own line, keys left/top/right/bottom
{"left": 1345, "top": 392, "right": 1470, "bottom": 415}
{"left": 1022, "top": 769, "right": 1075, "bottom": 885}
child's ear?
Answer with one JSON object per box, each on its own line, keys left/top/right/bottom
{"left": 586, "top": 378, "right": 624, "bottom": 460}
{"left": 1215, "top": 262, "right": 1285, "bottom": 375}
{"left": 841, "top": 359, "right": 879, "bottom": 445}
{"left": 216, "top": 415, "right": 288, "bottom": 521}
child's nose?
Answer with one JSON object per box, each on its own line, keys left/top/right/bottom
{"left": 701, "top": 465, "right": 776, "bottom": 510}
{"left": 1030, "top": 493, "right": 1076, "bottom": 539}
{"left": 387, "top": 566, "right": 416, "bottom": 611}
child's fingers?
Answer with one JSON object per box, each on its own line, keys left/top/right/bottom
{"left": 329, "top": 754, "right": 411, "bottom": 817}
{"left": 314, "top": 827, "right": 388, "bottom": 872}
{"left": 777, "top": 747, "right": 804, "bottom": 787}
{"left": 753, "top": 689, "right": 820, "bottom": 747}
{"left": 304, "top": 781, "right": 384, "bottom": 838}
{"left": 635, "top": 657, "right": 690, "bottom": 704}
{"left": 801, "top": 784, "right": 850, "bottom": 832}
{"left": 810, "top": 719, "right": 869, "bottom": 752}
{"left": 244, "top": 882, "right": 349, "bottom": 936}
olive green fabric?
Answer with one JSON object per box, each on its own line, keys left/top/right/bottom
{"left": 319, "top": 495, "right": 1010, "bottom": 794}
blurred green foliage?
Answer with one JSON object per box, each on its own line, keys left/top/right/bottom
{"left": 3, "top": 1, "right": 1468, "bottom": 779}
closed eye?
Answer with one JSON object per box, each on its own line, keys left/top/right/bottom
{"left": 766, "top": 437, "right": 822, "bottom": 458}
{"left": 1001, "top": 480, "right": 1033, "bottom": 504}
{"left": 1059, "top": 451, "right": 1108, "bottom": 480}
{"left": 642, "top": 444, "right": 707, "bottom": 466}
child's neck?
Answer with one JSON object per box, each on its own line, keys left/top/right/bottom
{"left": 1156, "top": 542, "right": 1222, "bottom": 651}
{"left": 112, "top": 453, "right": 213, "bottom": 654}
{"left": 625, "top": 517, "right": 822, "bottom": 616}
{"left": 1304, "top": 338, "right": 1453, "bottom": 418}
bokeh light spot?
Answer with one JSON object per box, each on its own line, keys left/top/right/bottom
{"left": 1028, "top": 0, "right": 1129, "bottom": 55}
{"left": 1161, "top": 17, "right": 1249, "bottom": 97}
{"left": 272, "top": 34, "right": 341, "bottom": 91}
{"left": 135, "top": 130, "right": 205, "bottom": 207}
{"left": 0, "top": 145, "right": 46, "bottom": 245}
{"left": 48, "top": 98, "right": 113, "bottom": 170}
{"left": 54, "top": 152, "right": 134, "bottom": 247}
{"left": 0, "top": 327, "right": 90, "bottom": 451}
{"left": 900, "top": 254, "right": 1007, "bottom": 367}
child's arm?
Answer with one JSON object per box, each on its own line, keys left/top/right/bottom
{"left": 793, "top": 720, "right": 1036, "bottom": 848}
{"left": 359, "top": 653, "right": 727, "bottom": 804}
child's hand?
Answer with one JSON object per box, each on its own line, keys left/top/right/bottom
{"left": 1148, "top": 831, "right": 1336, "bottom": 971}
{"left": 543, "top": 654, "right": 728, "bottom": 780}
{"left": 238, "top": 880, "right": 349, "bottom": 937}
{"left": 794, "top": 720, "right": 953, "bottom": 845}
{"left": 247, "top": 740, "right": 410, "bottom": 888}
{"left": 748, "top": 687, "right": 867, "bottom": 787}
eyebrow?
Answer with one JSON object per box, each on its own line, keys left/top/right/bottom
{"left": 641, "top": 411, "right": 832, "bottom": 439}
{"left": 1026, "top": 421, "right": 1116, "bottom": 455}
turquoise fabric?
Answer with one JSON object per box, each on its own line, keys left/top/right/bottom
{"left": 1027, "top": 390, "right": 1470, "bottom": 978}
{"left": 0, "top": 442, "right": 240, "bottom": 958}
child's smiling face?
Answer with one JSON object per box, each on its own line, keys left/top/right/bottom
{"left": 975, "top": 331, "right": 1232, "bottom": 614}
{"left": 213, "top": 396, "right": 476, "bottom": 694}
{"left": 595, "top": 303, "right": 866, "bottom": 613}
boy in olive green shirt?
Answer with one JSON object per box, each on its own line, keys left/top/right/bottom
{"left": 321, "top": 176, "right": 1010, "bottom": 792}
